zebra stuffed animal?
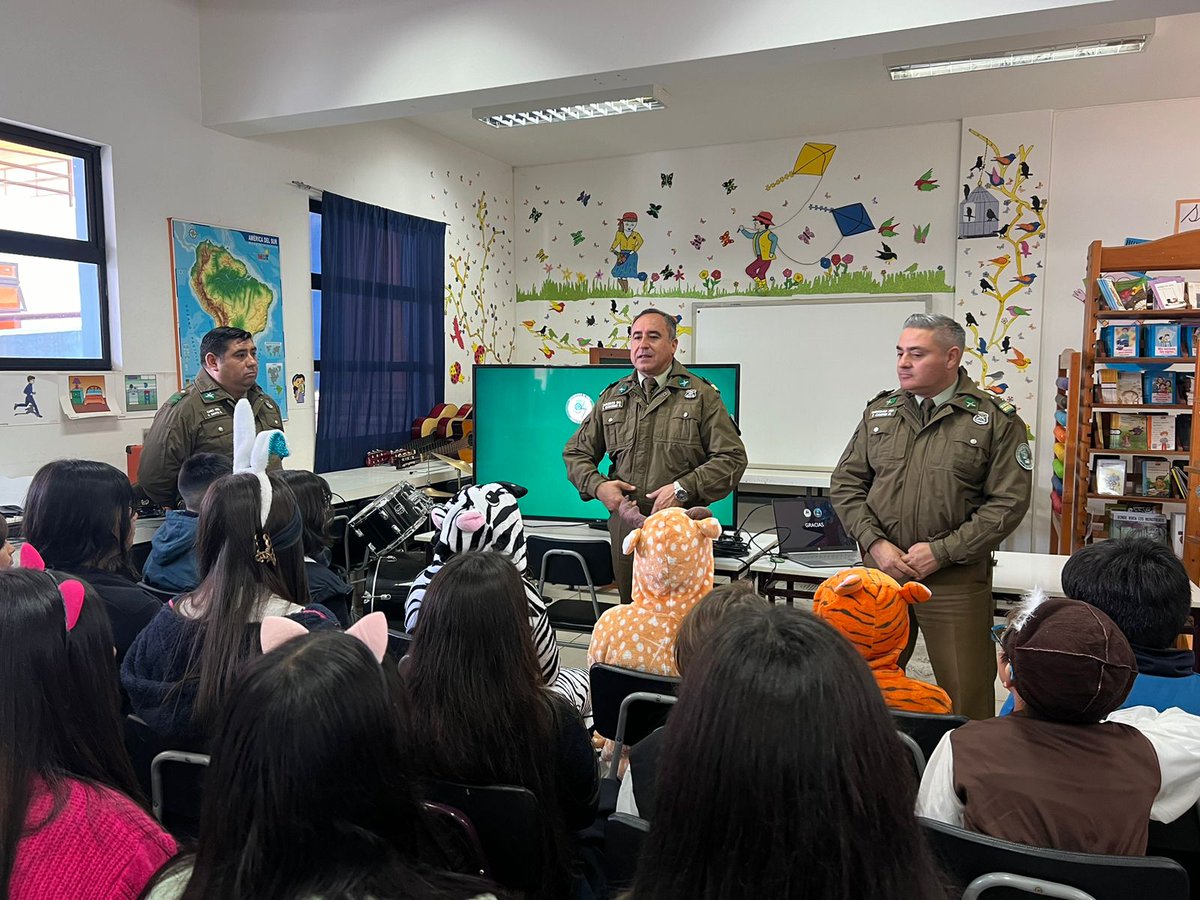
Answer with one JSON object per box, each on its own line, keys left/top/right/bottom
{"left": 405, "top": 483, "right": 590, "bottom": 713}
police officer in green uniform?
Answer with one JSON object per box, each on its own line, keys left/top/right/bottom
{"left": 138, "top": 327, "right": 283, "bottom": 506}
{"left": 831, "top": 313, "right": 1032, "bottom": 720}
{"left": 563, "top": 308, "right": 748, "bottom": 603}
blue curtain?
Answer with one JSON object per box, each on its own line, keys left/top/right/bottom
{"left": 315, "top": 192, "right": 445, "bottom": 472}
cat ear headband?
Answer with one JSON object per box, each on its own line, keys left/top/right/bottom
{"left": 232, "top": 397, "right": 294, "bottom": 563}
{"left": 260, "top": 610, "right": 389, "bottom": 663}
{"left": 19, "top": 544, "right": 85, "bottom": 631}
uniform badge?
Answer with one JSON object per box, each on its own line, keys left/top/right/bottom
{"left": 1016, "top": 443, "right": 1034, "bottom": 471}
{"left": 684, "top": 389, "right": 698, "bottom": 399}
{"left": 963, "top": 397, "right": 978, "bottom": 409}
{"left": 999, "top": 400, "right": 1017, "bottom": 415}
{"left": 973, "top": 412, "right": 990, "bottom": 426}
{"left": 885, "top": 396, "right": 899, "bottom": 406}
{"left": 602, "top": 399, "right": 624, "bottom": 411}
{"left": 870, "top": 409, "right": 896, "bottom": 418}
{"left": 678, "top": 378, "right": 690, "bottom": 387}
{"left": 201, "top": 391, "right": 218, "bottom": 402}
{"left": 618, "top": 383, "right": 630, "bottom": 395}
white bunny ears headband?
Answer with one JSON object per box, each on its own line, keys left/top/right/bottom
{"left": 261, "top": 610, "right": 388, "bottom": 663}
{"left": 232, "top": 397, "right": 294, "bottom": 563}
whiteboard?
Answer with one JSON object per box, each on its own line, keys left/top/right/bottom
{"left": 692, "top": 296, "right": 931, "bottom": 470}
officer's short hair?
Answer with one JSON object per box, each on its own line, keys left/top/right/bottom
{"left": 902, "top": 313, "right": 965, "bottom": 352}
{"left": 200, "top": 326, "right": 254, "bottom": 363}
{"left": 632, "top": 308, "right": 677, "bottom": 341}
{"left": 178, "top": 452, "right": 234, "bottom": 511}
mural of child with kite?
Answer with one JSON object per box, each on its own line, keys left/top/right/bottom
{"left": 610, "top": 211, "right": 648, "bottom": 292}
{"left": 739, "top": 211, "right": 778, "bottom": 290}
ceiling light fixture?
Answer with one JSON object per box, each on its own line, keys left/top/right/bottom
{"left": 888, "top": 35, "right": 1148, "bottom": 80}
{"left": 473, "top": 85, "right": 669, "bottom": 128}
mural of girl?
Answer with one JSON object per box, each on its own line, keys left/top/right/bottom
{"left": 739, "top": 210, "right": 778, "bottom": 290}
{"left": 610, "top": 211, "right": 648, "bottom": 292}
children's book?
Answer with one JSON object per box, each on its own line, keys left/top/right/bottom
{"left": 1103, "top": 324, "right": 1139, "bottom": 357}
{"left": 1107, "top": 413, "right": 1148, "bottom": 450}
{"left": 1108, "top": 510, "right": 1171, "bottom": 546}
{"left": 1097, "top": 369, "right": 1119, "bottom": 403}
{"left": 1097, "top": 276, "right": 1122, "bottom": 310}
{"left": 1150, "top": 277, "right": 1188, "bottom": 310}
{"left": 1146, "top": 323, "right": 1180, "bottom": 357}
{"left": 1094, "top": 457, "right": 1127, "bottom": 495}
{"left": 1148, "top": 414, "right": 1174, "bottom": 451}
{"left": 1143, "top": 372, "right": 1176, "bottom": 405}
{"left": 1142, "top": 459, "right": 1172, "bottom": 497}
{"left": 1116, "top": 371, "right": 1143, "bottom": 404}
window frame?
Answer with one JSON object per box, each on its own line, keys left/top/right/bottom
{"left": 0, "top": 120, "right": 112, "bottom": 371}
{"left": 310, "top": 196, "right": 321, "bottom": 376}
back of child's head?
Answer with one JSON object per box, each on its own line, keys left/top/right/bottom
{"left": 277, "top": 469, "right": 334, "bottom": 558}
{"left": 23, "top": 459, "right": 137, "bottom": 576}
{"left": 1000, "top": 593, "right": 1137, "bottom": 723}
{"left": 184, "top": 628, "right": 447, "bottom": 898}
{"left": 177, "top": 453, "right": 233, "bottom": 512}
{"left": 673, "top": 580, "right": 767, "bottom": 675}
{"left": 1061, "top": 539, "right": 1190, "bottom": 650}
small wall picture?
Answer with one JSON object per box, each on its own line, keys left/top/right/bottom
{"left": 66, "top": 374, "right": 112, "bottom": 415}
{"left": 292, "top": 373, "right": 306, "bottom": 404}
{"left": 124, "top": 374, "right": 159, "bottom": 411}
{"left": 12, "top": 374, "right": 43, "bottom": 419}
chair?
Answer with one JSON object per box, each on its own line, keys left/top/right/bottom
{"left": 604, "top": 812, "right": 650, "bottom": 891}
{"left": 1147, "top": 800, "right": 1200, "bottom": 886}
{"left": 527, "top": 535, "right": 618, "bottom": 649}
{"left": 425, "top": 781, "right": 543, "bottom": 892}
{"left": 892, "top": 709, "right": 969, "bottom": 762}
{"left": 150, "top": 749, "right": 211, "bottom": 841}
{"left": 421, "top": 800, "right": 490, "bottom": 880}
{"left": 124, "top": 714, "right": 159, "bottom": 799}
{"left": 897, "top": 730, "right": 925, "bottom": 778}
{"left": 590, "top": 664, "right": 680, "bottom": 780}
{"left": 387, "top": 627, "right": 413, "bottom": 659}
{"left": 920, "top": 818, "right": 1189, "bottom": 900}
{"left": 138, "top": 581, "right": 178, "bottom": 603}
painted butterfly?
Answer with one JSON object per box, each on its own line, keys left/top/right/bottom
{"left": 797, "top": 227, "right": 814, "bottom": 244}
{"left": 646, "top": 203, "right": 662, "bottom": 218}
{"left": 691, "top": 234, "right": 705, "bottom": 250}
{"left": 719, "top": 231, "right": 734, "bottom": 246}
{"left": 661, "top": 172, "right": 673, "bottom": 188}
{"left": 577, "top": 191, "right": 590, "bottom": 206}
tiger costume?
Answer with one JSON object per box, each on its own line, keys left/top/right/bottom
{"left": 813, "top": 567, "right": 953, "bottom": 714}
{"left": 405, "top": 483, "right": 590, "bottom": 713}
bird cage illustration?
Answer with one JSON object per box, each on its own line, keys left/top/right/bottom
{"left": 959, "top": 186, "right": 999, "bottom": 239}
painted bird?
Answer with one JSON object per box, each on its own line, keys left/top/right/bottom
{"left": 521, "top": 319, "right": 536, "bottom": 329}
{"left": 1019, "top": 161, "right": 1032, "bottom": 179}
{"left": 1006, "top": 305, "right": 1032, "bottom": 317}
{"left": 586, "top": 315, "right": 596, "bottom": 326}
{"left": 610, "top": 299, "right": 618, "bottom": 314}
{"left": 1008, "top": 348, "right": 1032, "bottom": 370}
{"left": 1011, "top": 273, "right": 1037, "bottom": 286}
{"left": 1001, "top": 336, "right": 1012, "bottom": 352}
{"left": 993, "top": 153, "right": 1017, "bottom": 166}
{"left": 451, "top": 317, "right": 465, "bottom": 349}
{"left": 1030, "top": 196, "right": 1046, "bottom": 212}
{"left": 985, "top": 370, "right": 1006, "bottom": 380}
{"left": 914, "top": 169, "right": 939, "bottom": 191}
{"left": 996, "top": 224, "right": 1011, "bottom": 237}
{"left": 963, "top": 184, "right": 971, "bottom": 202}
{"left": 969, "top": 155, "right": 985, "bottom": 177}
{"left": 1015, "top": 222, "right": 1042, "bottom": 234}
{"left": 988, "top": 167, "right": 1005, "bottom": 187}
{"left": 876, "top": 242, "right": 898, "bottom": 262}
{"left": 980, "top": 276, "right": 996, "bottom": 293}
{"left": 977, "top": 338, "right": 988, "bottom": 354}
{"left": 878, "top": 217, "right": 900, "bottom": 238}
{"left": 913, "top": 223, "right": 930, "bottom": 244}
{"left": 965, "top": 311, "right": 979, "bottom": 327}
{"left": 550, "top": 302, "right": 565, "bottom": 313}
{"left": 985, "top": 382, "right": 1009, "bottom": 395}
{"left": 1019, "top": 241, "right": 1031, "bottom": 258}
{"left": 986, "top": 209, "right": 998, "bottom": 221}
{"left": 984, "top": 254, "right": 1011, "bottom": 267}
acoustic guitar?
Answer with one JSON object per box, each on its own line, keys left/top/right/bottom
{"left": 411, "top": 403, "right": 458, "bottom": 439}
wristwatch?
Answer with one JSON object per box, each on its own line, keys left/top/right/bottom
{"left": 673, "top": 481, "right": 689, "bottom": 504}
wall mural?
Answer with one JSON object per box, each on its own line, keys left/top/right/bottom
{"left": 514, "top": 123, "right": 960, "bottom": 362}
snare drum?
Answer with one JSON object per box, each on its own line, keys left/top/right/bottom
{"left": 348, "top": 482, "right": 435, "bottom": 556}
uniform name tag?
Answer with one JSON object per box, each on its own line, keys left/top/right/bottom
{"left": 203, "top": 407, "right": 226, "bottom": 420}
{"left": 870, "top": 409, "right": 896, "bottom": 418}
{"left": 602, "top": 400, "right": 624, "bottom": 411}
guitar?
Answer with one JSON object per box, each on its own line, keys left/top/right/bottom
{"left": 438, "top": 403, "right": 473, "bottom": 439}
{"left": 411, "top": 403, "right": 457, "bottom": 439}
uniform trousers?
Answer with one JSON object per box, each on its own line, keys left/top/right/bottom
{"left": 607, "top": 497, "right": 654, "bottom": 605}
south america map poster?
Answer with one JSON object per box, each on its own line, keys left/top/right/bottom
{"left": 168, "top": 219, "right": 288, "bottom": 419}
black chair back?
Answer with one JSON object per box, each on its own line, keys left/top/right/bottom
{"left": 151, "top": 750, "right": 210, "bottom": 842}
{"left": 138, "top": 581, "right": 179, "bottom": 603}
{"left": 590, "top": 664, "right": 680, "bottom": 744}
{"left": 422, "top": 801, "right": 490, "bottom": 880}
{"left": 892, "top": 709, "right": 969, "bottom": 761}
{"left": 1148, "top": 801, "right": 1200, "bottom": 889}
{"left": 425, "top": 781, "right": 543, "bottom": 892}
{"left": 921, "top": 817, "right": 1189, "bottom": 900}
{"left": 387, "top": 627, "right": 413, "bottom": 659}
{"left": 527, "top": 535, "right": 614, "bottom": 588}
{"left": 604, "top": 813, "right": 650, "bottom": 891}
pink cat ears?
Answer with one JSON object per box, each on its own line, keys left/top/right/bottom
{"left": 260, "top": 610, "right": 389, "bottom": 663}
{"left": 18, "top": 544, "right": 85, "bottom": 631}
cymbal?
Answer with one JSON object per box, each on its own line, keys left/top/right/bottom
{"left": 431, "top": 452, "right": 474, "bottom": 474}
{"left": 422, "top": 487, "right": 454, "bottom": 499}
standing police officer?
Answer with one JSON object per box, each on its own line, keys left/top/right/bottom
{"left": 564, "top": 308, "right": 747, "bottom": 603}
{"left": 831, "top": 313, "right": 1032, "bottom": 719}
{"left": 138, "top": 326, "right": 283, "bottom": 506}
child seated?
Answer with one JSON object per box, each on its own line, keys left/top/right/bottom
{"left": 813, "top": 567, "right": 952, "bottom": 714}
{"left": 143, "top": 453, "right": 232, "bottom": 594}
{"left": 279, "top": 469, "right": 354, "bottom": 627}
{"left": 917, "top": 592, "right": 1200, "bottom": 855}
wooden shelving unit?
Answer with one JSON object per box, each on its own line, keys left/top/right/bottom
{"left": 1060, "top": 230, "right": 1200, "bottom": 585}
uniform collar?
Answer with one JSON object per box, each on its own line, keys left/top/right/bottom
{"left": 194, "top": 368, "right": 259, "bottom": 405}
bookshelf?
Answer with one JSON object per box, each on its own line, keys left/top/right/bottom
{"left": 1060, "top": 230, "right": 1200, "bottom": 583}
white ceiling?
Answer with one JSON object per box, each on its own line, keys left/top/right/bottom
{"left": 405, "top": 11, "right": 1200, "bottom": 167}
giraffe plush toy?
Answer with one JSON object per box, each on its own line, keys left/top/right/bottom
{"left": 587, "top": 500, "right": 721, "bottom": 677}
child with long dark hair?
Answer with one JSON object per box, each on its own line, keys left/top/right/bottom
{"left": 143, "top": 621, "right": 493, "bottom": 899}
{"left": 0, "top": 567, "right": 175, "bottom": 899}
{"left": 404, "top": 552, "right": 598, "bottom": 900}
{"left": 23, "top": 458, "right": 160, "bottom": 661}
{"left": 121, "top": 471, "right": 332, "bottom": 746}
{"left": 278, "top": 468, "right": 354, "bottom": 626}
{"left": 629, "top": 604, "right": 948, "bottom": 900}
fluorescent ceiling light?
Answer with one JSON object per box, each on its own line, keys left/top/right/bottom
{"left": 474, "top": 85, "right": 669, "bottom": 128}
{"left": 888, "top": 36, "right": 1147, "bottom": 80}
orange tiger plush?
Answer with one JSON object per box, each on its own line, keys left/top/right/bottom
{"left": 813, "top": 567, "right": 952, "bottom": 714}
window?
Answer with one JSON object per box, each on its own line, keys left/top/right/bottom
{"left": 0, "top": 121, "right": 111, "bottom": 369}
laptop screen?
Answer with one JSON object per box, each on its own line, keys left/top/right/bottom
{"left": 772, "top": 498, "right": 857, "bottom": 554}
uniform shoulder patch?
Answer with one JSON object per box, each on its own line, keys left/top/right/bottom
{"left": 1016, "top": 442, "right": 1034, "bottom": 470}
{"left": 867, "top": 388, "right": 895, "bottom": 407}
{"left": 167, "top": 391, "right": 184, "bottom": 406}
{"left": 997, "top": 399, "right": 1017, "bottom": 416}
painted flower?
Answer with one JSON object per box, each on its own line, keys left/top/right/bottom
{"left": 449, "top": 362, "right": 463, "bottom": 383}
{"left": 820, "top": 257, "right": 831, "bottom": 269}
{"left": 674, "top": 266, "right": 684, "bottom": 280}
{"left": 651, "top": 271, "right": 660, "bottom": 282}
{"left": 474, "top": 345, "right": 486, "bottom": 364}
{"left": 831, "top": 253, "right": 841, "bottom": 266}
{"left": 843, "top": 254, "right": 854, "bottom": 265}
{"left": 710, "top": 269, "right": 721, "bottom": 280}
{"left": 782, "top": 268, "right": 793, "bottom": 279}
{"left": 576, "top": 272, "right": 586, "bottom": 283}
{"left": 699, "top": 270, "right": 709, "bottom": 281}
{"left": 595, "top": 270, "right": 603, "bottom": 279}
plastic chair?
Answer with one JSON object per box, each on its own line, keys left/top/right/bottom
{"left": 920, "top": 817, "right": 1189, "bottom": 900}
{"left": 892, "top": 709, "right": 969, "bottom": 762}
{"left": 590, "top": 664, "right": 680, "bottom": 781}
{"left": 528, "top": 535, "right": 617, "bottom": 649}
{"left": 421, "top": 800, "right": 490, "bottom": 880}
{"left": 151, "top": 749, "right": 211, "bottom": 841}
{"left": 897, "top": 729, "right": 926, "bottom": 778}
{"left": 1147, "top": 800, "right": 1200, "bottom": 888}
{"left": 425, "top": 781, "right": 543, "bottom": 892}
{"left": 138, "top": 581, "right": 179, "bottom": 603}
{"left": 604, "top": 812, "right": 650, "bottom": 892}
{"left": 387, "top": 627, "right": 413, "bottom": 659}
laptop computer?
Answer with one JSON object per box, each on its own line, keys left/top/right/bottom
{"left": 772, "top": 497, "right": 862, "bottom": 568}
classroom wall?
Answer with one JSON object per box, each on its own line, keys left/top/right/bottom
{"left": 0, "top": 0, "right": 513, "bottom": 479}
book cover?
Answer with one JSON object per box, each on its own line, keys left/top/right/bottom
{"left": 1095, "top": 458, "right": 1127, "bottom": 495}
{"left": 1173, "top": 512, "right": 1186, "bottom": 559}
{"left": 1142, "top": 459, "right": 1172, "bottom": 497}
{"left": 1150, "top": 277, "right": 1188, "bottom": 310}
{"left": 1171, "top": 462, "right": 1188, "bottom": 498}
{"left": 1116, "top": 371, "right": 1143, "bottom": 404}
{"left": 1148, "top": 414, "right": 1174, "bottom": 451}
{"left": 1104, "top": 324, "right": 1139, "bottom": 357}
{"left": 1097, "top": 276, "right": 1122, "bottom": 310}
{"left": 1146, "top": 323, "right": 1180, "bottom": 357}
{"left": 1143, "top": 372, "right": 1176, "bottom": 405}
{"left": 1187, "top": 281, "right": 1200, "bottom": 310}
{"left": 1108, "top": 413, "right": 1148, "bottom": 450}
{"left": 1097, "top": 369, "right": 1119, "bottom": 403}
{"left": 1111, "top": 274, "right": 1151, "bottom": 310}
{"left": 1108, "top": 510, "right": 1171, "bottom": 546}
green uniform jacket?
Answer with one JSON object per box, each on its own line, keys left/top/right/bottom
{"left": 563, "top": 360, "right": 748, "bottom": 511}
{"left": 137, "top": 369, "right": 283, "bottom": 505}
{"left": 830, "top": 368, "right": 1032, "bottom": 578}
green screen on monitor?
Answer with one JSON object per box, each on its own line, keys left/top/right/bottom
{"left": 473, "top": 364, "right": 740, "bottom": 527}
